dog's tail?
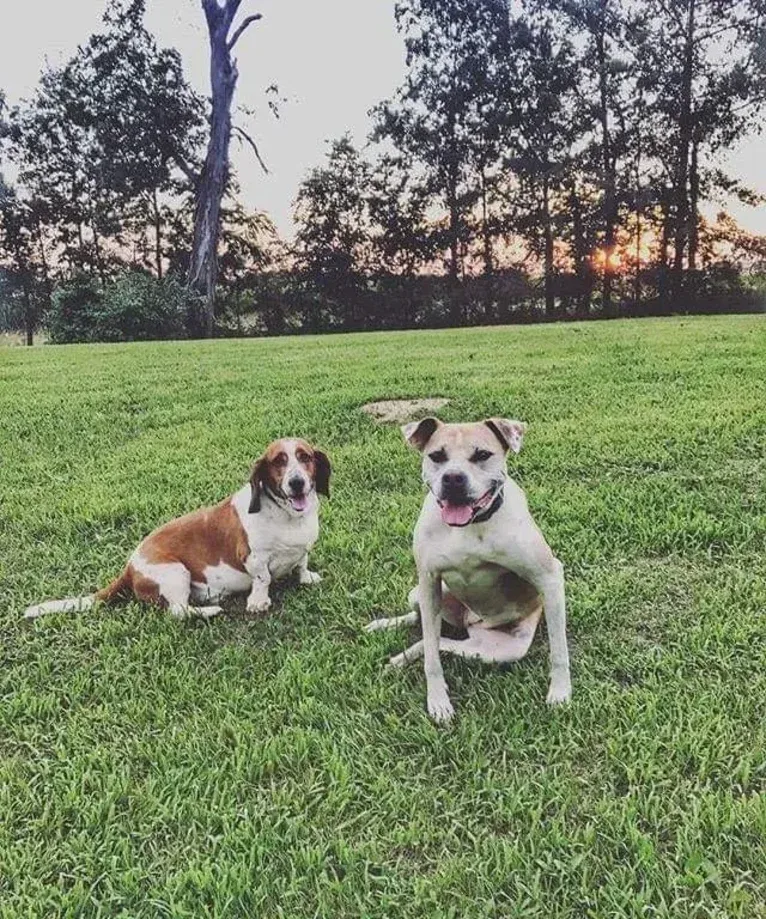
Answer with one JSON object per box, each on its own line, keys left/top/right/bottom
{"left": 24, "top": 569, "right": 131, "bottom": 619}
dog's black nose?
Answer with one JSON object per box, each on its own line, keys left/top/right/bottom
{"left": 288, "top": 475, "right": 305, "bottom": 494}
{"left": 441, "top": 471, "right": 469, "bottom": 503}
{"left": 442, "top": 472, "right": 467, "bottom": 489}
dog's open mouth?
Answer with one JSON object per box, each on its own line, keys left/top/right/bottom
{"left": 438, "top": 488, "right": 495, "bottom": 527}
{"left": 289, "top": 494, "right": 309, "bottom": 512}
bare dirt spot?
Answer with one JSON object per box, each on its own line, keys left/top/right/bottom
{"left": 362, "top": 398, "right": 449, "bottom": 424}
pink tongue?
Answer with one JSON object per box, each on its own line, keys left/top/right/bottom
{"left": 291, "top": 494, "right": 308, "bottom": 511}
{"left": 441, "top": 502, "right": 474, "bottom": 526}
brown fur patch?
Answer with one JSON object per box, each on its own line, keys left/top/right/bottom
{"left": 128, "top": 563, "right": 163, "bottom": 605}
{"left": 138, "top": 498, "right": 249, "bottom": 584}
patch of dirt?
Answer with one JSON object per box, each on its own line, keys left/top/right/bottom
{"left": 361, "top": 398, "right": 449, "bottom": 424}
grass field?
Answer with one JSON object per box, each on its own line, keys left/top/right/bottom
{"left": 1, "top": 315, "right": 765, "bottom": 918}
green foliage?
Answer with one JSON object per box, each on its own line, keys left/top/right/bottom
{"left": 3, "top": 0, "right": 766, "bottom": 337}
{"left": 1, "top": 317, "right": 765, "bottom": 915}
{"left": 46, "top": 275, "right": 105, "bottom": 343}
{"left": 6, "top": 0, "right": 204, "bottom": 280}
{"left": 48, "top": 271, "right": 190, "bottom": 343}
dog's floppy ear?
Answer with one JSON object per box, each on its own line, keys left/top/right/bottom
{"left": 248, "top": 456, "right": 267, "bottom": 513}
{"left": 401, "top": 417, "right": 441, "bottom": 452}
{"left": 484, "top": 418, "right": 526, "bottom": 454}
{"left": 313, "top": 450, "right": 331, "bottom": 498}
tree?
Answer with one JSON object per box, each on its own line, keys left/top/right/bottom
{"left": 293, "top": 136, "right": 372, "bottom": 330}
{"left": 373, "top": 0, "right": 509, "bottom": 324}
{"left": 7, "top": 0, "right": 205, "bottom": 283}
{"left": 638, "top": 0, "right": 766, "bottom": 304}
{"left": 186, "top": 0, "right": 264, "bottom": 337}
{"left": 501, "top": 12, "right": 582, "bottom": 317}
{"left": 542, "top": 0, "right": 633, "bottom": 316}
{"left": 0, "top": 185, "right": 49, "bottom": 345}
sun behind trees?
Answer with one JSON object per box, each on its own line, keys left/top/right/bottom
{"left": 1, "top": 0, "right": 765, "bottom": 343}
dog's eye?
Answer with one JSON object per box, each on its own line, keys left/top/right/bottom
{"left": 274, "top": 452, "right": 288, "bottom": 467}
{"left": 428, "top": 448, "right": 448, "bottom": 464}
{"left": 471, "top": 449, "right": 493, "bottom": 463}
{"left": 296, "top": 451, "right": 311, "bottom": 464}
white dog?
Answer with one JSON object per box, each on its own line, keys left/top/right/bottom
{"left": 366, "top": 417, "right": 571, "bottom": 723}
{"left": 25, "top": 438, "right": 330, "bottom": 619}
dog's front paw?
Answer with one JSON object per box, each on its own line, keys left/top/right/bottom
{"left": 299, "top": 570, "right": 322, "bottom": 586}
{"left": 546, "top": 671, "right": 572, "bottom": 705}
{"left": 246, "top": 596, "right": 272, "bottom": 615}
{"left": 427, "top": 686, "right": 455, "bottom": 724}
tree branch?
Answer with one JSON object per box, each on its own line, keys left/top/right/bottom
{"left": 224, "top": 0, "right": 245, "bottom": 31}
{"left": 233, "top": 125, "right": 269, "bottom": 174}
{"left": 169, "top": 146, "right": 200, "bottom": 189}
{"left": 228, "top": 13, "right": 262, "bottom": 51}
{"left": 201, "top": 0, "right": 223, "bottom": 31}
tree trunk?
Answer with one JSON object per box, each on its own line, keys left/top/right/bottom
{"left": 187, "top": 1, "right": 260, "bottom": 337}
{"left": 568, "top": 179, "right": 590, "bottom": 318}
{"left": 480, "top": 164, "right": 494, "bottom": 277}
{"left": 671, "top": 0, "right": 696, "bottom": 302}
{"left": 658, "top": 192, "right": 672, "bottom": 310}
{"left": 596, "top": 7, "right": 617, "bottom": 318}
{"left": 23, "top": 281, "right": 33, "bottom": 346}
{"left": 688, "top": 135, "right": 699, "bottom": 270}
{"left": 76, "top": 222, "right": 85, "bottom": 271}
{"left": 152, "top": 188, "right": 163, "bottom": 281}
{"left": 634, "top": 199, "right": 642, "bottom": 311}
{"left": 35, "top": 217, "right": 52, "bottom": 314}
{"left": 633, "top": 95, "right": 643, "bottom": 311}
{"left": 542, "top": 174, "right": 555, "bottom": 318}
{"left": 92, "top": 222, "right": 106, "bottom": 285}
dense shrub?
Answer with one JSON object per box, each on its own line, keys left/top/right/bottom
{"left": 47, "top": 275, "right": 104, "bottom": 343}
{"left": 48, "top": 272, "right": 191, "bottom": 343}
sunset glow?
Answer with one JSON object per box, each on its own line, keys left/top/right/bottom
{"left": 592, "top": 248, "right": 622, "bottom": 272}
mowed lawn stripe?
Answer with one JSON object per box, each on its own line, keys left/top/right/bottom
{"left": 1, "top": 315, "right": 765, "bottom": 917}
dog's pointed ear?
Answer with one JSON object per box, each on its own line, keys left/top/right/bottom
{"left": 484, "top": 418, "right": 526, "bottom": 454}
{"left": 401, "top": 417, "right": 441, "bottom": 452}
{"left": 248, "top": 457, "right": 266, "bottom": 513}
{"left": 314, "top": 450, "right": 331, "bottom": 498}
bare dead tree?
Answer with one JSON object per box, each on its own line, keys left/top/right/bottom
{"left": 187, "top": 0, "right": 262, "bottom": 337}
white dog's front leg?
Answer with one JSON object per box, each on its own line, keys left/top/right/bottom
{"left": 245, "top": 557, "right": 272, "bottom": 614}
{"left": 537, "top": 558, "right": 571, "bottom": 705}
{"left": 297, "top": 553, "right": 322, "bottom": 586}
{"left": 419, "top": 572, "right": 454, "bottom": 724}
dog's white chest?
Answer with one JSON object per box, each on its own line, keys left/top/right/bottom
{"left": 415, "top": 497, "right": 536, "bottom": 622}
{"left": 264, "top": 519, "right": 318, "bottom": 578}
{"left": 232, "top": 484, "right": 319, "bottom": 580}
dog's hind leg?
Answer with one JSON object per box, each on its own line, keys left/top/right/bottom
{"left": 134, "top": 560, "right": 221, "bottom": 619}
{"left": 365, "top": 611, "right": 419, "bottom": 632}
{"left": 387, "top": 639, "right": 424, "bottom": 668}
{"left": 439, "top": 609, "right": 542, "bottom": 664}
{"left": 364, "top": 586, "right": 421, "bottom": 631}
{"left": 390, "top": 610, "right": 541, "bottom": 669}
{"left": 365, "top": 584, "right": 468, "bottom": 632}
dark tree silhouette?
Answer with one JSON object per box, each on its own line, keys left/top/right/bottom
{"left": 187, "top": 0, "right": 263, "bottom": 337}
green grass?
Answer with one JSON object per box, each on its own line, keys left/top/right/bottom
{"left": 1, "top": 316, "right": 765, "bottom": 918}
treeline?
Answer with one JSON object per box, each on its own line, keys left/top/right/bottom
{"left": 2, "top": 0, "right": 766, "bottom": 343}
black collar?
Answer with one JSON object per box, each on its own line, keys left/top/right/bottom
{"left": 470, "top": 487, "right": 504, "bottom": 524}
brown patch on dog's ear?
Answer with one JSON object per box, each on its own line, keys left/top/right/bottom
{"left": 401, "top": 417, "right": 441, "bottom": 452}
{"left": 484, "top": 418, "right": 526, "bottom": 454}
{"left": 248, "top": 457, "right": 267, "bottom": 513}
{"left": 313, "top": 450, "right": 331, "bottom": 498}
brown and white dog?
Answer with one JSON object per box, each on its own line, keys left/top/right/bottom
{"left": 24, "top": 439, "right": 331, "bottom": 620}
{"left": 365, "top": 417, "right": 571, "bottom": 723}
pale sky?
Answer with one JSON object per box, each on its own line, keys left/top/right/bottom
{"left": 0, "top": 0, "right": 764, "bottom": 238}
